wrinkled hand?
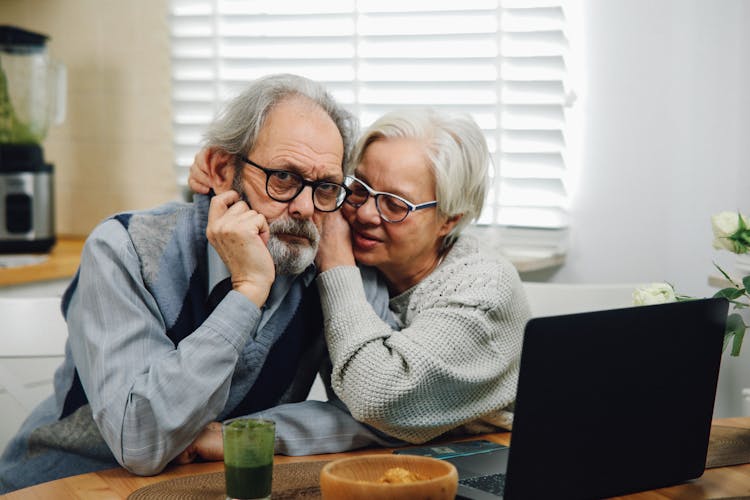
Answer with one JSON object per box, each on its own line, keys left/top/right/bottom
{"left": 173, "top": 422, "right": 224, "bottom": 465}
{"left": 207, "top": 191, "right": 275, "bottom": 307}
{"left": 314, "top": 210, "right": 356, "bottom": 272}
{"left": 188, "top": 148, "right": 212, "bottom": 194}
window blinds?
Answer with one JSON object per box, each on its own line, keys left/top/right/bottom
{"left": 170, "top": 0, "right": 572, "bottom": 251}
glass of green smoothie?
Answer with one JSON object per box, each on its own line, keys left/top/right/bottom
{"left": 222, "top": 417, "right": 275, "bottom": 500}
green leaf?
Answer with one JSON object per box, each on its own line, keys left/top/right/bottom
{"left": 715, "top": 263, "right": 740, "bottom": 287}
{"left": 723, "top": 332, "right": 732, "bottom": 353}
{"left": 738, "top": 213, "right": 748, "bottom": 232}
{"left": 732, "top": 327, "right": 745, "bottom": 357}
{"left": 714, "top": 287, "right": 744, "bottom": 300}
{"left": 675, "top": 295, "right": 696, "bottom": 302}
{"left": 726, "top": 313, "right": 747, "bottom": 356}
{"left": 743, "top": 275, "right": 750, "bottom": 292}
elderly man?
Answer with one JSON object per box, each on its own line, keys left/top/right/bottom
{"left": 0, "top": 74, "right": 393, "bottom": 492}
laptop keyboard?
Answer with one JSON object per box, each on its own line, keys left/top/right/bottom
{"left": 459, "top": 473, "right": 507, "bottom": 495}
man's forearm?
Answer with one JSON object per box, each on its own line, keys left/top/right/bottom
{"left": 252, "top": 400, "right": 405, "bottom": 456}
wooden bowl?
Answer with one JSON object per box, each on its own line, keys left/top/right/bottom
{"left": 319, "top": 453, "right": 458, "bottom": 499}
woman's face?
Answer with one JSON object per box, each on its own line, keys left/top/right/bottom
{"left": 342, "top": 137, "right": 456, "bottom": 294}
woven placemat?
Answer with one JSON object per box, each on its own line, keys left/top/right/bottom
{"left": 706, "top": 425, "right": 750, "bottom": 469}
{"left": 127, "top": 460, "right": 329, "bottom": 500}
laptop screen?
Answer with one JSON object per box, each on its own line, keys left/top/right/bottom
{"left": 503, "top": 298, "right": 727, "bottom": 500}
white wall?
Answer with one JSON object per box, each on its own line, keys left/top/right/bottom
{"left": 547, "top": 0, "right": 750, "bottom": 417}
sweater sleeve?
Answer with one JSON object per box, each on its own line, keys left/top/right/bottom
{"left": 316, "top": 256, "right": 530, "bottom": 444}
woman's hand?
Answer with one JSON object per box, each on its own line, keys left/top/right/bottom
{"left": 207, "top": 190, "right": 275, "bottom": 308}
{"left": 314, "top": 210, "right": 356, "bottom": 272}
{"left": 188, "top": 148, "right": 213, "bottom": 194}
{"left": 172, "top": 422, "right": 223, "bottom": 464}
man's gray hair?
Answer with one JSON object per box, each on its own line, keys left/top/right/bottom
{"left": 203, "top": 73, "right": 358, "bottom": 169}
{"left": 348, "top": 108, "right": 490, "bottom": 250}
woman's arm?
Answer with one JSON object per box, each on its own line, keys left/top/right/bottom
{"left": 316, "top": 257, "right": 529, "bottom": 443}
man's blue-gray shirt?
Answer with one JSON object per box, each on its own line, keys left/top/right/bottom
{"left": 0, "top": 194, "right": 392, "bottom": 492}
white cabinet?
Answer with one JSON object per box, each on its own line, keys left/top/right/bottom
{"left": 0, "top": 278, "right": 71, "bottom": 298}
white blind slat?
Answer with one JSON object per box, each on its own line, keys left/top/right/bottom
{"left": 170, "top": 0, "right": 572, "bottom": 239}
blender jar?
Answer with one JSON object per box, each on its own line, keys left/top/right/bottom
{"left": 0, "top": 25, "right": 65, "bottom": 144}
{"left": 0, "top": 26, "right": 65, "bottom": 253}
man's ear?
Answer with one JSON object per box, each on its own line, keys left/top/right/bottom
{"left": 206, "top": 148, "right": 236, "bottom": 193}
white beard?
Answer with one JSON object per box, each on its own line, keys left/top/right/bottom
{"left": 267, "top": 217, "right": 320, "bottom": 275}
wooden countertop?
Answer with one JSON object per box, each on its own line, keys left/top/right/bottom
{"left": 0, "top": 235, "right": 561, "bottom": 287}
{"left": 0, "top": 237, "right": 85, "bottom": 287}
{"left": 7, "top": 418, "right": 750, "bottom": 499}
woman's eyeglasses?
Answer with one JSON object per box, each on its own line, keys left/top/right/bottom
{"left": 344, "top": 176, "right": 437, "bottom": 223}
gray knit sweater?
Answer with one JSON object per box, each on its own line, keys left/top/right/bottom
{"left": 316, "top": 233, "right": 530, "bottom": 444}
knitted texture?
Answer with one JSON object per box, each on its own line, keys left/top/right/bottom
{"left": 317, "top": 234, "right": 530, "bottom": 444}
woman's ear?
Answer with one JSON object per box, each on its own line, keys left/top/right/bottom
{"left": 206, "top": 148, "right": 236, "bottom": 193}
{"left": 438, "top": 213, "right": 463, "bottom": 238}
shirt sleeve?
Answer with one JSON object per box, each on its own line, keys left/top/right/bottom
{"left": 65, "top": 219, "right": 262, "bottom": 475}
{"left": 251, "top": 400, "right": 405, "bottom": 456}
{"left": 316, "top": 262, "right": 529, "bottom": 444}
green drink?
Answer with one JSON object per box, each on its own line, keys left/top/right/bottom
{"left": 222, "top": 417, "right": 275, "bottom": 500}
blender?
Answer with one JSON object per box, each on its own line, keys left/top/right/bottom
{"left": 0, "top": 25, "right": 65, "bottom": 253}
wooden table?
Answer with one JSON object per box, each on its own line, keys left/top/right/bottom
{"left": 6, "top": 417, "right": 750, "bottom": 499}
{"left": 0, "top": 237, "right": 85, "bottom": 287}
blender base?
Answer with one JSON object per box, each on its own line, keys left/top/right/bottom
{"left": 0, "top": 236, "right": 56, "bottom": 254}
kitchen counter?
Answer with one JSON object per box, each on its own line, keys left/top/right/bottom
{"left": 0, "top": 236, "right": 564, "bottom": 287}
{"left": 0, "top": 237, "right": 85, "bottom": 287}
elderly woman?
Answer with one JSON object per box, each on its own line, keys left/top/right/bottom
{"left": 188, "top": 107, "right": 530, "bottom": 450}
{"left": 313, "top": 108, "right": 529, "bottom": 442}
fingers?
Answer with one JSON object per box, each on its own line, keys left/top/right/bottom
{"left": 172, "top": 422, "right": 224, "bottom": 465}
{"left": 206, "top": 421, "right": 222, "bottom": 432}
{"left": 205, "top": 189, "right": 275, "bottom": 307}
{"left": 256, "top": 213, "right": 270, "bottom": 246}
{"left": 206, "top": 192, "right": 271, "bottom": 258}
{"left": 172, "top": 446, "right": 196, "bottom": 465}
{"left": 188, "top": 175, "right": 211, "bottom": 195}
{"left": 195, "top": 148, "right": 212, "bottom": 172}
{"left": 208, "top": 199, "right": 267, "bottom": 241}
{"left": 207, "top": 190, "right": 241, "bottom": 226}
{"left": 188, "top": 149, "right": 213, "bottom": 194}
{"left": 315, "top": 211, "right": 355, "bottom": 272}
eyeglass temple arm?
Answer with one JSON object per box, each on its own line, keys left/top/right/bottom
{"left": 412, "top": 201, "right": 438, "bottom": 211}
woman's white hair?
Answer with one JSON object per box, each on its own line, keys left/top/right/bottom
{"left": 348, "top": 108, "right": 490, "bottom": 250}
{"left": 203, "top": 73, "right": 358, "bottom": 170}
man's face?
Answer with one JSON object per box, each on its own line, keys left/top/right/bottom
{"left": 232, "top": 97, "right": 344, "bottom": 274}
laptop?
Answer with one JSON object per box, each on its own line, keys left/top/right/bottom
{"left": 396, "top": 298, "right": 728, "bottom": 499}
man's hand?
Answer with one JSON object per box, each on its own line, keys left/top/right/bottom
{"left": 188, "top": 148, "right": 212, "bottom": 194}
{"left": 314, "top": 211, "right": 356, "bottom": 272}
{"left": 173, "top": 422, "right": 224, "bottom": 465}
{"left": 207, "top": 190, "right": 275, "bottom": 307}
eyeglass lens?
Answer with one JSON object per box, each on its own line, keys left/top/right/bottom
{"left": 266, "top": 170, "right": 347, "bottom": 212}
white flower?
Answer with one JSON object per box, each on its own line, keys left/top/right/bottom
{"left": 712, "top": 211, "right": 749, "bottom": 252}
{"left": 633, "top": 283, "right": 677, "bottom": 306}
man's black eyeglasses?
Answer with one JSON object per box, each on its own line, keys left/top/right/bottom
{"left": 240, "top": 156, "right": 350, "bottom": 212}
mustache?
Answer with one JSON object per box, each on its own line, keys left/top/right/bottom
{"left": 269, "top": 217, "right": 320, "bottom": 244}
